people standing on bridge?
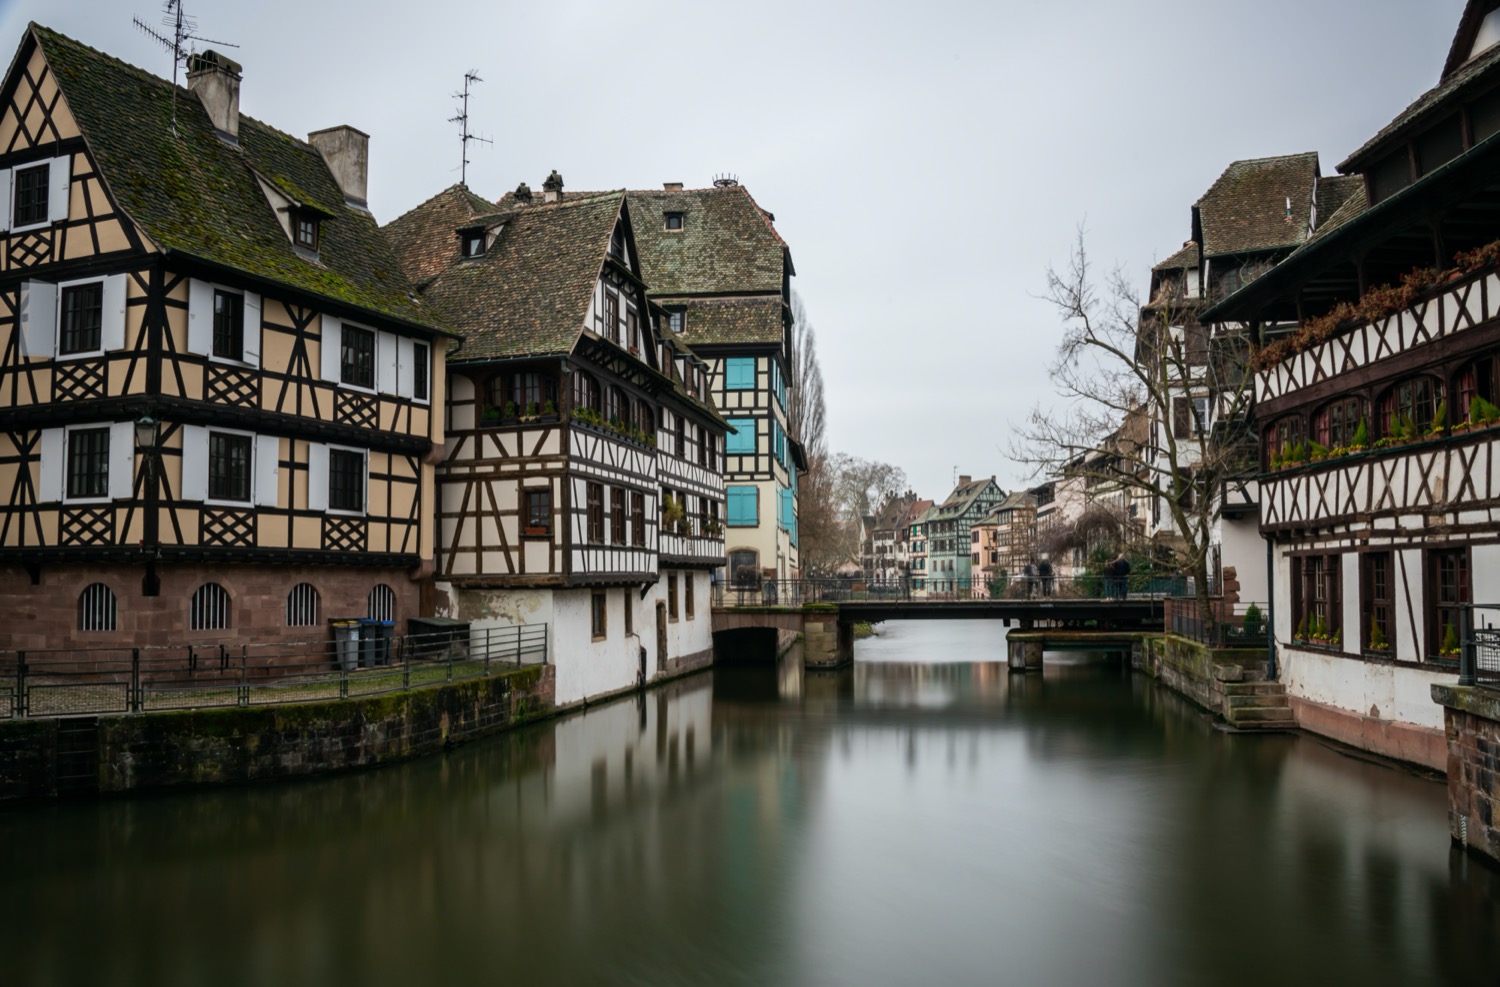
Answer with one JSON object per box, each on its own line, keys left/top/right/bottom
{"left": 1022, "top": 560, "right": 1037, "bottom": 599}
{"left": 1106, "top": 554, "right": 1131, "bottom": 599}
{"left": 1038, "top": 559, "right": 1054, "bottom": 597}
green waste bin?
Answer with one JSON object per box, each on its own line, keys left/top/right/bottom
{"left": 358, "top": 619, "right": 395, "bottom": 666}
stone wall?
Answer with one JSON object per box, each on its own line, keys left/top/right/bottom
{"left": 0, "top": 664, "right": 553, "bottom": 801}
{"left": 1139, "top": 635, "right": 1268, "bottom": 717}
{"left": 1432, "top": 684, "right": 1500, "bottom": 865}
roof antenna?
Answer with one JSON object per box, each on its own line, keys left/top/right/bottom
{"left": 713, "top": 173, "right": 739, "bottom": 188}
{"left": 449, "top": 70, "right": 492, "bottom": 187}
{"left": 132, "top": 1, "right": 237, "bottom": 133}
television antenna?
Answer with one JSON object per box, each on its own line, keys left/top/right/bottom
{"left": 449, "top": 71, "right": 492, "bottom": 187}
{"left": 132, "top": 1, "right": 238, "bottom": 131}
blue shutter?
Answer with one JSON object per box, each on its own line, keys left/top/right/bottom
{"left": 727, "top": 486, "right": 757, "bottom": 526}
{"left": 726, "top": 418, "right": 756, "bottom": 454}
{"left": 726, "top": 357, "right": 755, "bottom": 390}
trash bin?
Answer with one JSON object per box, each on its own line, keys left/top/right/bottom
{"left": 358, "top": 619, "right": 395, "bottom": 666}
{"left": 330, "top": 619, "right": 360, "bottom": 671}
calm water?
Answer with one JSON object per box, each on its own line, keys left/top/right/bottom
{"left": 3, "top": 621, "right": 1498, "bottom": 986}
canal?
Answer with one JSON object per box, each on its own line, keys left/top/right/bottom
{"left": 3, "top": 621, "right": 1498, "bottom": 986}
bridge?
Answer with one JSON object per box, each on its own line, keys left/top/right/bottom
{"left": 711, "top": 577, "right": 1179, "bottom": 670}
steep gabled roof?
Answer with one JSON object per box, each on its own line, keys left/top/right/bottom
{"left": 935, "top": 477, "right": 1001, "bottom": 518}
{"left": 628, "top": 185, "right": 789, "bottom": 298}
{"left": 1153, "top": 241, "right": 1198, "bottom": 272}
{"left": 30, "top": 25, "right": 439, "bottom": 331}
{"left": 384, "top": 184, "right": 496, "bottom": 289}
{"left": 1195, "top": 153, "right": 1319, "bottom": 258}
{"left": 387, "top": 190, "right": 626, "bottom": 362}
{"left": 1443, "top": 1, "right": 1500, "bottom": 86}
{"left": 1309, "top": 176, "right": 1369, "bottom": 241}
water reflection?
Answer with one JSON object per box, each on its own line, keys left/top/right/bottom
{"left": 1, "top": 622, "right": 1497, "bottom": 987}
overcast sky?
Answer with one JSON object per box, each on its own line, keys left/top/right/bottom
{"left": 0, "top": 0, "right": 1469, "bottom": 500}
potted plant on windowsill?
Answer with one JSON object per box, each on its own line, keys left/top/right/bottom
{"left": 705, "top": 518, "right": 723, "bottom": 539}
{"left": 663, "top": 495, "right": 685, "bottom": 534}
{"left": 480, "top": 406, "right": 502, "bottom": 427}
{"left": 1293, "top": 613, "right": 1308, "bottom": 645}
{"left": 1439, "top": 622, "right": 1461, "bottom": 660}
{"left": 501, "top": 400, "right": 518, "bottom": 424}
{"left": 1366, "top": 616, "right": 1390, "bottom": 655}
{"left": 536, "top": 399, "right": 559, "bottom": 422}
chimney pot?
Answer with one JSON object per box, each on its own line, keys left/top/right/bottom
{"left": 514, "top": 182, "right": 533, "bottom": 203}
{"left": 959, "top": 475, "right": 972, "bottom": 486}
{"left": 187, "top": 49, "right": 242, "bottom": 142}
{"left": 542, "top": 169, "right": 564, "bottom": 203}
{"left": 663, "top": 182, "right": 683, "bottom": 191}
{"left": 307, "top": 126, "right": 370, "bottom": 207}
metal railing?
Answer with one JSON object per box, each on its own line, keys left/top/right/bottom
{"left": 0, "top": 624, "right": 547, "bottom": 720}
{"left": 1460, "top": 603, "right": 1500, "bottom": 687}
{"left": 1165, "top": 598, "right": 1271, "bottom": 649}
{"left": 712, "top": 574, "right": 1189, "bottom": 607}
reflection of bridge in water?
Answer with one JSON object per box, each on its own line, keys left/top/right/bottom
{"left": 712, "top": 578, "right": 1173, "bottom": 670}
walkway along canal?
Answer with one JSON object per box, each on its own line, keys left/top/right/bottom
{"left": 1, "top": 621, "right": 1496, "bottom": 986}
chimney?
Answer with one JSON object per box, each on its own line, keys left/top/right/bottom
{"left": 663, "top": 182, "right": 683, "bottom": 191}
{"left": 186, "top": 50, "right": 242, "bottom": 142}
{"left": 308, "top": 126, "right": 370, "bottom": 207}
{"left": 513, "top": 181, "right": 533, "bottom": 203}
{"left": 959, "top": 475, "right": 972, "bottom": 487}
{"left": 542, "top": 169, "right": 564, "bottom": 203}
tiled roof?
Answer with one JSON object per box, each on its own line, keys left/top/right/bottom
{"left": 1344, "top": 33, "right": 1500, "bottom": 172}
{"left": 1310, "top": 176, "right": 1369, "bottom": 241}
{"left": 388, "top": 189, "right": 626, "bottom": 362}
{"left": 935, "top": 477, "right": 1001, "bottom": 517}
{"left": 1153, "top": 241, "right": 1198, "bottom": 272}
{"left": 383, "top": 184, "right": 496, "bottom": 289}
{"left": 32, "top": 26, "right": 440, "bottom": 331}
{"left": 1195, "top": 153, "right": 1319, "bottom": 257}
{"left": 678, "top": 296, "right": 784, "bottom": 346}
{"left": 627, "top": 186, "right": 788, "bottom": 296}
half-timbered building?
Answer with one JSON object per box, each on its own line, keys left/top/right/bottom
{"left": 1201, "top": 0, "right": 1500, "bottom": 769}
{"left": 384, "top": 178, "right": 727, "bottom": 706}
{"left": 925, "top": 475, "right": 1004, "bottom": 597}
{"left": 627, "top": 182, "right": 803, "bottom": 583}
{"left": 0, "top": 27, "right": 449, "bottom": 651}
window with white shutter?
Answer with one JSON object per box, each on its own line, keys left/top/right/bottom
{"left": 19, "top": 281, "right": 56, "bottom": 359}
{"left": 48, "top": 154, "right": 71, "bottom": 223}
{"left": 0, "top": 167, "right": 11, "bottom": 231}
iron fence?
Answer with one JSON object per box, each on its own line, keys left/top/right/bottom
{"left": 1460, "top": 603, "right": 1500, "bottom": 687}
{"left": 0, "top": 624, "right": 547, "bottom": 720}
{"left": 1165, "top": 598, "right": 1271, "bottom": 649}
{"left": 712, "top": 574, "right": 1189, "bottom": 608}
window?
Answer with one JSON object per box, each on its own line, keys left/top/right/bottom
{"left": 294, "top": 212, "right": 319, "bottom": 250}
{"left": 413, "top": 342, "right": 429, "bottom": 401}
{"left": 510, "top": 371, "right": 555, "bottom": 413}
{"left": 13, "top": 163, "right": 48, "bottom": 227}
{"left": 213, "top": 290, "right": 244, "bottom": 361}
{"left": 79, "top": 583, "right": 117, "bottom": 632}
{"left": 665, "top": 212, "right": 683, "bottom": 231}
{"left": 602, "top": 290, "right": 620, "bottom": 343}
{"left": 606, "top": 386, "right": 627, "bottom": 426}
{"left": 1293, "top": 554, "right": 1341, "bottom": 645}
{"left": 328, "top": 448, "right": 365, "bottom": 512}
{"left": 623, "top": 589, "right": 634, "bottom": 634}
{"left": 668, "top": 573, "right": 679, "bottom": 620}
{"left": 726, "top": 357, "right": 755, "bottom": 390}
{"left": 727, "top": 485, "right": 758, "bottom": 526}
{"left": 60, "top": 281, "right": 103, "bottom": 355}
{"left": 1380, "top": 376, "right": 1439, "bottom": 437}
{"left": 341, "top": 325, "right": 376, "bottom": 389}
{"left": 67, "top": 427, "right": 109, "bottom": 499}
{"left": 631, "top": 491, "right": 646, "bottom": 546}
{"left": 667, "top": 308, "right": 684, "bottom": 334}
{"left": 591, "top": 591, "right": 607, "bottom": 639}
{"left": 286, "top": 583, "right": 320, "bottom": 627}
{"left": 1173, "top": 396, "right": 1207, "bottom": 438}
{"left": 727, "top": 418, "right": 756, "bottom": 454}
{"left": 685, "top": 576, "right": 694, "bottom": 619}
{"left": 208, "top": 431, "right": 252, "bottom": 502}
{"left": 674, "top": 414, "right": 685, "bottom": 457}
{"left": 190, "top": 582, "right": 231, "bottom": 630}
{"left": 1361, "top": 552, "right": 1392, "bottom": 652}
{"left": 461, "top": 231, "right": 485, "bottom": 258}
{"left": 524, "top": 488, "right": 552, "bottom": 536}
{"left": 1314, "top": 396, "right": 1366, "bottom": 449}
{"left": 1429, "top": 548, "right": 1470, "bottom": 659}
{"left": 634, "top": 401, "right": 654, "bottom": 438}
{"left": 611, "top": 486, "right": 626, "bottom": 545}
{"left": 705, "top": 433, "right": 717, "bottom": 472}
{"left": 1267, "top": 414, "right": 1303, "bottom": 463}
{"left": 626, "top": 309, "right": 639, "bottom": 351}
{"left": 572, "top": 371, "right": 600, "bottom": 414}
{"left": 368, "top": 584, "right": 396, "bottom": 620}
{"left": 587, "top": 482, "right": 604, "bottom": 542}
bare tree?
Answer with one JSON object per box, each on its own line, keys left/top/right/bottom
{"left": 1013, "top": 229, "right": 1253, "bottom": 622}
{"left": 830, "top": 454, "right": 908, "bottom": 523}
{"left": 789, "top": 291, "right": 826, "bottom": 462}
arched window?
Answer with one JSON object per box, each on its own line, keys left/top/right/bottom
{"left": 1266, "top": 415, "right": 1302, "bottom": 463}
{"left": 1379, "top": 376, "right": 1440, "bottom": 437}
{"left": 368, "top": 584, "right": 396, "bottom": 621}
{"left": 1313, "top": 396, "right": 1366, "bottom": 448}
{"left": 190, "top": 582, "right": 231, "bottom": 630}
{"left": 634, "top": 400, "right": 654, "bottom": 437}
{"left": 286, "top": 583, "right": 320, "bottom": 627}
{"left": 1454, "top": 356, "right": 1497, "bottom": 421}
{"left": 511, "top": 371, "right": 556, "bottom": 414}
{"left": 605, "top": 386, "right": 627, "bottom": 426}
{"left": 79, "top": 583, "right": 117, "bottom": 632}
{"left": 571, "top": 371, "right": 600, "bottom": 414}
{"left": 485, "top": 375, "right": 507, "bottom": 416}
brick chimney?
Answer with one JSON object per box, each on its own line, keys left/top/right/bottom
{"left": 663, "top": 182, "right": 683, "bottom": 191}
{"left": 308, "top": 126, "right": 370, "bottom": 207}
{"left": 187, "top": 50, "right": 242, "bottom": 142}
{"left": 542, "top": 169, "right": 564, "bottom": 203}
{"left": 959, "top": 475, "right": 972, "bottom": 486}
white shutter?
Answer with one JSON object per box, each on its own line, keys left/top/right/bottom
{"left": 109, "top": 421, "right": 134, "bottom": 500}
{"left": 19, "top": 280, "right": 56, "bottom": 358}
{"left": 321, "top": 320, "right": 341, "bottom": 381}
{"left": 254, "top": 433, "right": 279, "bottom": 506}
{"left": 377, "top": 330, "right": 398, "bottom": 394}
{"left": 180, "top": 424, "right": 208, "bottom": 502}
{"left": 187, "top": 279, "right": 213, "bottom": 354}
{"left": 0, "top": 167, "right": 11, "bottom": 231}
{"left": 307, "top": 443, "right": 329, "bottom": 512}
{"left": 48, "top": 154, "right": 70, "bottom": 222}
{"left": 242, "top": 292, "right": 261, "bottom": 368}
{"left": 100, "top": 274, "right": 127, "bottom": 351}
{"left": 38, "top": 428, "right": 63, "bottom": 502}
{"left": 396, "top": 336, "right": 414, "bottom": 398}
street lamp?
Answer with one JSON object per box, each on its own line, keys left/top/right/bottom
{"left": 135, "top": 413, "right": 160, "bottom": 478}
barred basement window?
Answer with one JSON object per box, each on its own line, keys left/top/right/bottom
{"left": 190, "top": 582, "right": 231, "bottom": 630}
{"left": 78, "top": 583, "right": 117, "bottom": 631}
{"left": 286, "top": 583, "right": 320, "bottom": 627}
{"left": 368, "top": 584, "right": 396, "bottom": 621}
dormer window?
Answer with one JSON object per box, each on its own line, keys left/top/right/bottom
{"left": 665, "top": 212, "right": 683, "bottom": 231}
{"left": 462, "top": 231, "right": 485, "bottom": 258}
{"left": 294, "top": 212, "right": 320, "bottom": 250}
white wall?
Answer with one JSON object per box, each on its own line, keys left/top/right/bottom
{"left": 1280, "top": 646, "right": 1447, "bottom": 730}
{"left": 1219, "top": 514, "right": 1267, "bottom": 602}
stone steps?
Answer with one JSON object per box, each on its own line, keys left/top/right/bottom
{"left": 1222, "top": 680, "right": 1296, "bottom": 731}
{"left": 1221, "top": 681, "right": 1284, "bottom": 697}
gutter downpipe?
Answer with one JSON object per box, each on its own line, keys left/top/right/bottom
{"left": 1265, "top": 533, "right": 1278, "bottom": 680}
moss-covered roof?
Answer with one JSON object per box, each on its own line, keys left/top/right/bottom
{"left": 627, "top": 186, "right": 788, "bottom": 297}
{"left": 1195, "top": 152, "right": 1319, "bottom": 258}
{"left": 32, "top": 25, "right": 442, "bottom": 332}
{"left": 386, "top": 187, "right": 625, "bottom": 362}
{"left": 675, "top": 296, "right": 785, "bottom": 347}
